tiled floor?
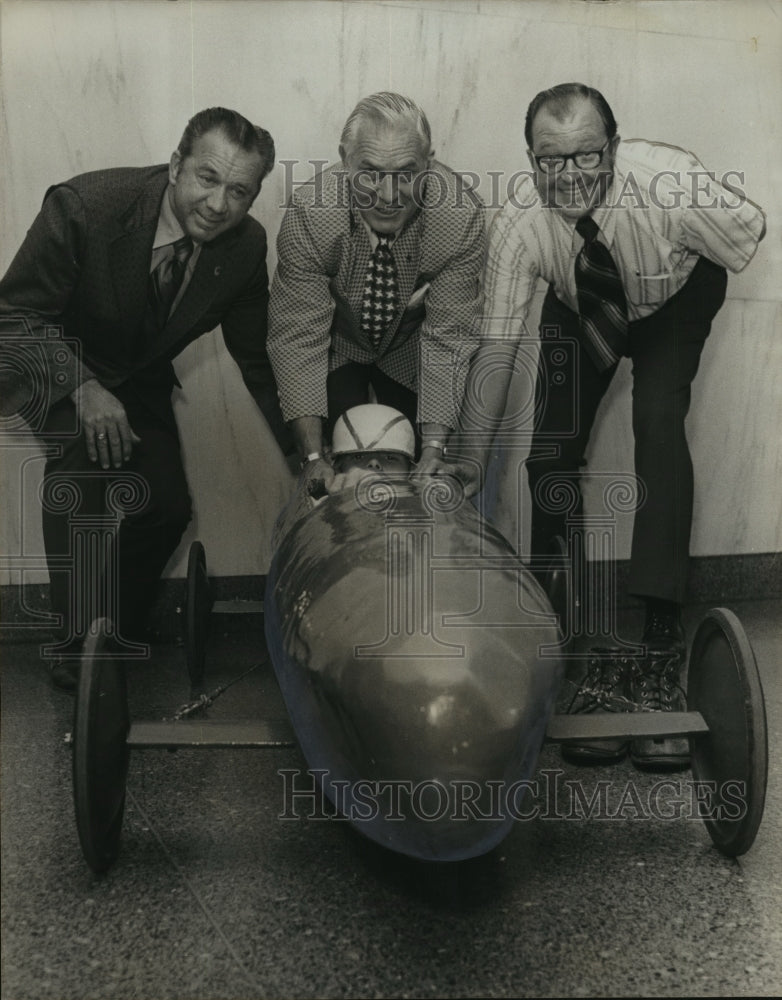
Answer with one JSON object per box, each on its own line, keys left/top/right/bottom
{"left": 2, "top": 599, "right": 780, "bottom": 999}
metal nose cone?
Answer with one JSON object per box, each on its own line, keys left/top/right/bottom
{"left": 266, "top": 487, "right": 563, "bottom": 861}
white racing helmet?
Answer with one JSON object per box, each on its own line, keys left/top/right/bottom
{"left": 331, "top": 404, "right": 416, "bottom": 459}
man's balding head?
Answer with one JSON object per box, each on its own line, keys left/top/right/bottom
{"left": 525, "top": 83, "right": 617, "bottom": 149}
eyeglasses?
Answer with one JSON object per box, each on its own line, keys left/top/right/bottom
{"left": 531, "top": 140, "right": 611, "bottom": 174}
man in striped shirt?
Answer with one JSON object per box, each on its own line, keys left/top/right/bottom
{"left": 457, "top": 82, "right": 765, "bottom": 769}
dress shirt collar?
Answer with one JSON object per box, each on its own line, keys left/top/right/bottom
{"left": 154, "top": 186, "right": 202, "bottom": 250}
{"left": 592, "top": 173, "right": 618, "bottom": 245}
{"left": 150, "top": 185, "right": 202, "bottom": 294}
{"left": 566, "top": 172, "right": 618, "bottom": 247}
{"left": 348, "top": 172, "right": 426, "bottom": 248}
{"left": 356, "top": 212, "right": 399, "bottom": 250}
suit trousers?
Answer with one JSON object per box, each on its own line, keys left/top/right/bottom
{"left": 526, "top": 255, "right": 727, "bottom": 605}
{"left": 39, "top": 379, "right": 192, "bottom": 649}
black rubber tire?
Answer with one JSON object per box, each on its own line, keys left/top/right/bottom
{"left": 72, "top": 619, "right": 130, "bottom": 873}
{"left": 687, "top": 607, "right": 768, "bottom": 857}
{"left": 185, "top": 540, "right": 212, "bottom": 691}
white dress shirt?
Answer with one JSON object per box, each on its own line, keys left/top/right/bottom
{"left": 150, "top": 189, "right": 202, "bottom": 317}
{"left": 482, "top": 138, "right": 766, "bottom": 341}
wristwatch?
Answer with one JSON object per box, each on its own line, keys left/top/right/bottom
{"left": 422, "top": 440, "right": 445, "bottom": 454}
{"left": 300, "top": 451, "right": 322, "bottom": 470}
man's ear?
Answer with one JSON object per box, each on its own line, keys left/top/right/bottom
{"left": 338, "top": 144, "right": 348, "bottom": 167}
{"left": 526, "top": 148, "right": 537, "bottom": 171}
{"left": 169, "top": 150, "right": 182, "bottom": 185}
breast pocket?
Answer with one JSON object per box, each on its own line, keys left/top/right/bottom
{"left": 624, "top": 240, "right": 687, "bottom": 307}
{"left": 626, "top": 271, "right": 673, "bottom": 308}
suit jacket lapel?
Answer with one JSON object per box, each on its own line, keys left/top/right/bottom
{"left": 108, "top": 172, "right": 168, "bottom": 355}
{"left": 343, "top": 220, "right": 372, "bottom": 316}
{"left": 155, "top": 241, "right": 227, "bottom": 352}
{"left": 378, "top": 218, "right": 422, "bottom": 352}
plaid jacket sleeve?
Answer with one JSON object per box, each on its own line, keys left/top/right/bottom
{"left": 267, "top": 196, "right": 337, "bottom": 422}
{"left": 415, "top": 191, "right": 486, "bottom": 428}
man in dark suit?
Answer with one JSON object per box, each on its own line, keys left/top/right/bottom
{"left": 267, "top": 92, "right": 485, "bottom": 493}
{"left": 0, "top": 107, "right": 291, "bottom": 689}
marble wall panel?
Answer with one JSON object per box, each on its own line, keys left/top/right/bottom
{"left": 1, "top": 0, "right": 779, "bottom": 586}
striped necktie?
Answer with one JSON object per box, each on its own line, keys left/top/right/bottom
{"left": 361, "top": 233, "right": 400, "bottom": 349}
{"left": 148, "top": 235, "right": 193, "bottom": 329}
{"left": 574, "top": 216, "right": 628, "bottom": 371}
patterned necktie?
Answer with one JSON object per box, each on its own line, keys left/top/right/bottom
{"left": 574, "top": 216, "right": 628, "bottom": 371}
{"left": 361, "top": 233, "right": 400, "bottom": 348}
{"left": 148, "top": 235, "right": 193, "bottom": 328}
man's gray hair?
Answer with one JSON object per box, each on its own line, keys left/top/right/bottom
{"left": 340, "top": 92, "right": 432, "bottom": 159}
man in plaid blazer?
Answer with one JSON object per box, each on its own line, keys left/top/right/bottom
{"left": 0, "top": 107, "right": 290, "bottom": 688}
{"left": 267, "top": 92, "right": 486, "bottom": 492}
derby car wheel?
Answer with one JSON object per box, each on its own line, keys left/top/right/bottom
{"left": 72, "top": 620, "right": 130, "bottom": 873}
{"left": 185, "top": 540, "right": 213, "bottom": 692}
{"left": 687, "top": 607, "right": 768, "bottom": 857}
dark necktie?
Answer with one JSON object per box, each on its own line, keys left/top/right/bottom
{"left": 148, "top": 235, "right": 193, "bottom": 329}
{"left": 361, "top": 233, "right": 400, "bottom": 348}
{"left": 574, "top": 216, "right": 628, "bottom": 371}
